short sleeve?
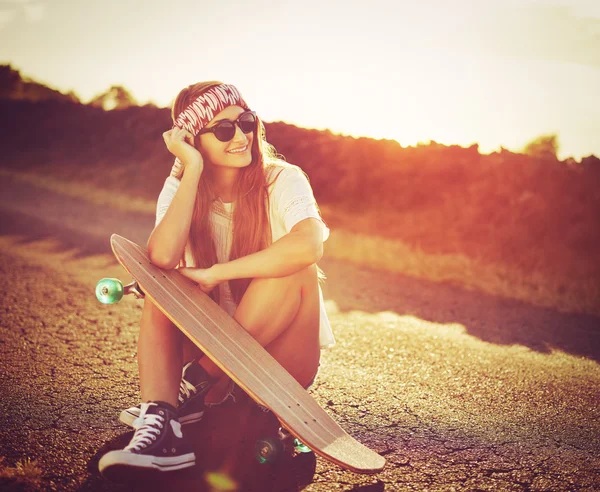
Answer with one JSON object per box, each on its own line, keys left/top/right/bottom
{"left": 155, "top": 175, "right": 181, "bottom": 227}
{"left": 276, "top": 166, "right": 330, "bottom": 242}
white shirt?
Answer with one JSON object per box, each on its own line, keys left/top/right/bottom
{"left": 155, "top": 162, "right": 335, "bottom": 349}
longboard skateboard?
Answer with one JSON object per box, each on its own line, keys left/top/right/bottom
{"left": 96, "top": 234, "right": 386, "bottom": 474}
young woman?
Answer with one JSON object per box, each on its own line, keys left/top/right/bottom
{"left": 99, "top": 81, "right": 335, "bottom": 478}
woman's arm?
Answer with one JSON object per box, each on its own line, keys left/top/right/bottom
{"left": 147, "top": 163, "right": 202, "bottom": 269}
{"left": 148, "top": 126, "right": 204, "bottom": 269}
{"left": 212, "top": 218, "right": 324, "bottom": 281}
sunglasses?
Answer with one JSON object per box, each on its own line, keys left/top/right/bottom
{"left": 197, "top": 110, "right": 257, "bottom": 142}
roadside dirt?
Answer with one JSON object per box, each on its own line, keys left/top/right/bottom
{"left": 1, "top": 177, "right": 599, "bottom": 491}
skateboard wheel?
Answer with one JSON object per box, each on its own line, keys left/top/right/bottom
{"left": 95, "top": 278, "right": 124, "bottom": 304}
{"left": 293, "top": 439, "right": 312, "bottom": 453}
{"left": 255, "top": 437, "right": 283, "bottom": 464}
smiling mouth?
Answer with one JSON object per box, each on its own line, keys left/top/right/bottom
{"left": 227, "top": 144, "right": 248, "bottom": 154}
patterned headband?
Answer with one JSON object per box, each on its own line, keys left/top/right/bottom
{"left": 173, "top": 83, "right": 250, "bottom": 137}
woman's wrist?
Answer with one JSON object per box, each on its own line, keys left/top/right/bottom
{"left": 170, "top": 157, "right": 203, "bottom": 180}
{"left": 210, "top": 262, "right": 229, "bottom": 283}
{"left": 170, "top": 158, "right": 183, "bottom": 178}
{"left": 179, "top": 162, "right": 203, "bottom": 184}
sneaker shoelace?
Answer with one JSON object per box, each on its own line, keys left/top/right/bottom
{"left": 125, "top": 413, "right": 165, "bottom": 452}
{"left": 178, "top": 377, "right": 198, "bottom": 405}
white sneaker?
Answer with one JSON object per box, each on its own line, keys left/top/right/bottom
{"left": 100, "top": 401, "right": 195, "bottom": 482}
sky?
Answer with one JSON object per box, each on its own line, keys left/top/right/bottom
{"left": 1, "top": 0, "right": 599, "bottom": 160}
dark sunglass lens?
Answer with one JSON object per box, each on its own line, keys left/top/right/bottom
{"left": 239, "top": 113, "right": 256, "bottom": 134}
{"left": 214, "top": 122, "right": 236, "bottom": 142}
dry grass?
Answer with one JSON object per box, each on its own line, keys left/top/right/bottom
{"left": 4, "top": 169, "right": 598, "bottom": 318}
{"left": 0, "top": 456, "right": 43, "bottom": 491}
{"left": 0, "top": 168, "right": 155, "bottom": 214}
{"left": 323, "top": 228, "right": 600, "bottom": 317}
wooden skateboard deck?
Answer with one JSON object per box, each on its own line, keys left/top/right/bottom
{"left": 110, "top": 234, "right": 386, "bottom": 474}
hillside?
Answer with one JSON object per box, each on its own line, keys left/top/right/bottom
{"left": 1, "top": 62, "right": 599, "bottom": 315}
{"left": 0, "top": 65, "right": 79, "bottom": 103}
{"left": 1, "top": 97, "right": 598, "bottom": 281}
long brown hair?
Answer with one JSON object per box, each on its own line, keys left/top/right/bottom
{"left": 172, "top": 81, "right": 326, "bottom": 306}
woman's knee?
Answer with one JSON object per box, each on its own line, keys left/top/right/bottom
{"left": 301, "top": 263, "right": 318, "bottom": 289}
{"left": 140, "top": 299, "right": 175, "bottom": 330}
{"left": 299, "top": 263, "right": 318, "bottom": 279}
{"left": 250, "top": 263, "right": 317, "bottom": 290}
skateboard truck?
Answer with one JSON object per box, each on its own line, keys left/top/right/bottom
{"left": 278, "top": 426, "right": 312, "bottom": 453}
{"left": 95, "top": 278, "right": 145, "bottom": 304}
{"left": 254, "top": 427, "right": 312, "bottom": 464}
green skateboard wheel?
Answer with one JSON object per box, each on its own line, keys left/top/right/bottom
{"left": 255, "top": 437, "right": 283, "bottom": 464}
{"left": 95, "top": 278, "right": 124, "bottom": 304}
{"left": 293, "top": 439, "right": 312, "bottom": 453}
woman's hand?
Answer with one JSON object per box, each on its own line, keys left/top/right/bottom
{"left": 162, "top": 127, "right": 204, "bottom": 175}
{"left": 178, "top": 265, "right": 221, "bottom": 293}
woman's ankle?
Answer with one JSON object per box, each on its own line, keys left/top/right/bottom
{"left": 204, "top": 376, "right": 234, "bottom": 405}
{"left": 197, "top": 355, "right": 226, "bottom": 379}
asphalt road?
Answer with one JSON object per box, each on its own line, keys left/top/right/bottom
{"left": 1, "top": 175, "right": 599, "bottom": 491}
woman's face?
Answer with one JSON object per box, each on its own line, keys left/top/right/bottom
{"left": 198, "top": 105, "right": 254, "bottom": 169}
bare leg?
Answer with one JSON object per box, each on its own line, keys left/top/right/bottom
{"left": 139, "top": 264, "right": 321, "bottom": 405}
{"left": 137, "top": 299, "right": 183, "bottom": 407}
{"left": 182, "top": 336, "right": 203, "bottom": 363}
{"left": 201, "top": 263, "right": 321, "bottom": 402}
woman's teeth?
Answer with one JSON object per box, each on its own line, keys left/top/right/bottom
{"left": 228, "top": 145, "right": 248, "bottom": 154}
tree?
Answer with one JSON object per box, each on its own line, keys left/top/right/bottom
{"left": 89, "top": 85, "right": 138, "bottom": 110}
{"left": 522, "top": 134, "right": 559, "bottom": 161}
{"left": 0, "top": 64, "right": 22, "bottom": 98}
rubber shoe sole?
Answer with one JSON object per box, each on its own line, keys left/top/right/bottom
{"left": 99, "top": 450, "right": 195, "bottom": 482}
